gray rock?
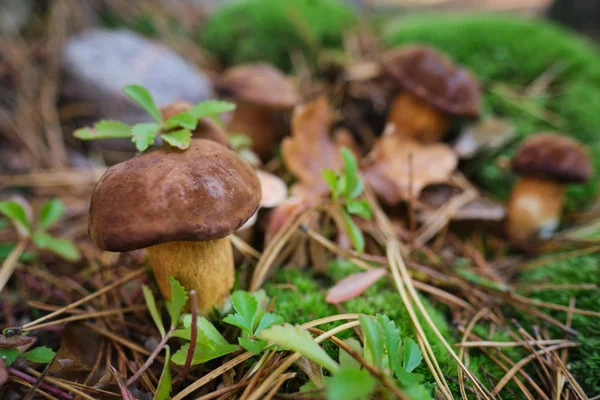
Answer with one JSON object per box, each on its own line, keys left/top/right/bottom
{"left": 62, "top": 28, "right": 214, "bottom": 124}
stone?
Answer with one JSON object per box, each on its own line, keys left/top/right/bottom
{"left": 62, "top": 28, "right": 214, "bottom": 125}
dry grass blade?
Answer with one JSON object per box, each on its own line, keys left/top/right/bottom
{"left": 0, "top": 238, "right": 28, "bottom": 294}
{"left": 23, "top": 305, "right": 147, "bottom": 331}
{"left": 456, "top": 339, "right": 571, "bottom": 348}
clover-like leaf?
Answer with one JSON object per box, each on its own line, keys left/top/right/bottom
{"left": 37, "top": 199, "right": 66, "bottom": 231}
{"left": 228, "top": 291, "right": 258, "bottom": 333}
{"left": 131, "top": 123, "right": 160, "bottom": 152}
{"left": 161, "top": 129, "right": 192, "bottom": 150}
{"left": 167, "top": 277, "right": 188, "bottom": 327}
{"left": 164, "top": 112, "right": 198, "bottom": 131}
{"left": 260, "top": 324, "right": 339, "bottom": 373}
{"left": 188, "top": 100, "right": 236, "bottom": 120}
{"left": 73, "top": 120, "right": 133, "bottom": 140}
{"left": 123, "top": 85, "right": 162, "bottom": 122}
{"left": 143, "top": 285, "right": 166, "bottom": 337}
{"left": 239, "top": 337, "right": 269, "bottom": 354}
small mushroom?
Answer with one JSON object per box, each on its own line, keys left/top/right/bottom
{"left": 89, "top": 139, "right": 261, "bottom": 314}
{"left": 160, "top": 101, "right": 229, "bottom": 146}
{"left": 506, "top": 133, "right": 592, "bottom": 242}
{"left": 238, "top": 170, "right": 288, "bottom": 232}
{"left": 361, "top": 127, "right": 458, "bottom": 205}
{"left": 218, "top": 63, "right": 300, "bottom": 160}
{"left": 381, "top": 46, "right": 480, "bottom": 143}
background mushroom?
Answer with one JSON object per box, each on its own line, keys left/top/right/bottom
{"left": 506, "top": 133, "right": 592, "bottom": 242}
{"left": 381, "top": 45, "right": 480, "bottom": 143}
{"left": 89, "top": 139, "right": 261, "bottom": 314}
{"left": 218, "top": 63, "right": 300, "bottom": 160}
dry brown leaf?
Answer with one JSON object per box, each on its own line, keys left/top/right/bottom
{"left": 362, "top": 129, "right": 457, "bottom": 205}
{"left": 282, "top": 96, "right": 357, "bottom": 193}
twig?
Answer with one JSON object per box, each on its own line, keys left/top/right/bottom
{"left": 24, "top": 305, "right": 147, "bottom": 331}
{"left": 173, "top": 290, "right": 198, "bottom": 386}
{"left": 9, "top": 368, "right": 74, "bottom": 400}
{"left": 125, "top": 327, "right": 175, "bottom": 387}
{"left": 0, "top": 238, "right": 28, "bottom": 294}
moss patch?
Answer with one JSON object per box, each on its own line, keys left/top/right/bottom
{"left": 384, "top": 14, "right": 600, "bottom": 211}
{"left": 200, "top": 0, "right": 356, "bottom": 72}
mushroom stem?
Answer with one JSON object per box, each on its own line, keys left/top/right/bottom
{"left": 387, "top": 93, "right": 450, "bottom": 143}
{"left": 146, "top": 237, "right": 234, "bottom": 315}
{"left": 506, "top": 177, "right": 565, "bottom": 242}
{"left": 228, "top": 102, "right": 276, "bottom": 160}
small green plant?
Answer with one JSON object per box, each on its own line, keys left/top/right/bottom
{"left": 223, "top": 290, "right": 284, "bottom": 354}
{"left": 0, "top": 198, "right": 80, "bottom": 262}
{"left": 322, "top": 148, "right": 373, "bottom": 253}
{"left": 0, "top": 343, "right": 55, "bottom": 367}
{"left": 74, "top": 84, "right": 235, "bottom": 152}
{"left": 260, "top": 314, "right": 432, "bottom": 400}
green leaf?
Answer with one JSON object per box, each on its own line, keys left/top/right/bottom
{"left": 143, "top": 285, "right": 166, "bottom": 337}
{"left": 131, "top": 122, "right": 160, "bottom": 152}
{"left": 326, "top": 367, "right": 376, "bottom": 400}
{"left": 0, "top": 243, "right": 36, "bottom": 263}
{"left": 164, "top": 112, "right": 198, "bottom": 130}
{"left": 340, "top": 209, "right": 365, "bottom": 254}
{"left": 161, "top": 129, "right": 192, "bottom": 150}
{"left": 21, "top": 346, "right": 55, "bottom": 363}
{"left": 32, "top": 233, "right": 80, "bottom": 261}
{"left": 403, "top": 337, "right": 422, "bottom": 373}
{"left": 341, "top": 147, "right": 360, "bottom": 198}
{"left": 123, "top": 84, "right": 162, "bottom": 122}
{"left": 0, "top": 348, "right": 19, "bottom": 366}
{"left": 321, "top": 169, "right": 338, "bottom": 197}
{"left": 0, "top": 218, "right": 9, "bottom": 230}
{"left": 223, "top": 313, "right": 252, "bottom": 335}
{"left": 227, "top": 133, "right": 253, "bottom": 149}
{"left": 335, "top": 175, "right": 347, "bottom": 197}
{"left": 0, "top": 201, "right": 32, "bottom": 234}
{"left": 73, "top": 120, "right": 133, "bottom": 140}
{"left": 403, "top": 383, "right": 433, "bottom": 400}
{"left": 348, "top": 177, "right": 364, "bottom": 199}
{"left": 260, "top": 324, "right": 339, "bottom": 373}
{"left": 229, "top": 291, "right": 258, "bottom": 333}
{"left": 255, "top": 313, "right": 284, "bottom": 334}
{"left": 154, "top": 346, "right": 171, "bottom": 400}
{"left": 359, "top": 315, "right": 384, "bottom": 369}
{"left": 37, "top": 199, "right": 66, "bottom": 231}
{"left": 346, "top": 199, "right": 372, "bottom": 220}
{"left": 167, "top": 277, "right": 188, "bottom": 327}
{"left": 188, "top": 100, "right": 236, "bottom": 120}
{"left": 339, "top": 338, "right": 362, "bottom": 370}
{"left": 239, "top": 337, "right": 269, "bottom": 354}
{"left": 171, "top": 341, "right": 239, "bottom": 366}
{"left": 377, "top": 315, "right": 401, "bottom": 376}
{"left": 178, "top": 316, "right": 232, "bottom": 346}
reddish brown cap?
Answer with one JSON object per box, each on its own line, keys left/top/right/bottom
{"left": 89, "top": 139, "right": 261, "bottom": 252}
{"left": 512, "top": 133, "right": 592, "bottom": 183}
{"left": 218, "top": 63, "right": 300, "bottom": 109}
{"left": 381, "top": 46, "right": 480, "bottom": 117}
{"left": 160, "top": 102, "right": 229, "bottom": 146}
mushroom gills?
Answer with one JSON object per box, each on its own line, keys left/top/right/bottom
{"left": 146, "top": 237, "right": 234, "bottom": 315}
{"left": 386, "top": 92, "right": 450, "bottom": 143}
{"left": 506, "top": 178, "right": 565, "bottom": 242}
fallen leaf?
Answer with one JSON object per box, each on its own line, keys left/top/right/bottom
{"left": 419, "top": 185, "right": 506, "bottom": 222}
{"left": 361, "top": 129, "right": 457, "bottom": 205}
{"left": 265, "top": 197, "right": 313, "bottom": 243}
{"left": 108, "top": 365, "right": 137, "bottom": 400}
{"left": 282, "top": 96, "right": 358, "bottom": 193}
{"left": 0, "top": 333, "right": 34, "bottom": 349}
{"left": 326, "top": 268, "right": 387, "bottom": 304}
{"left": 453, "top": 117, "right": 516, "bottom": 158}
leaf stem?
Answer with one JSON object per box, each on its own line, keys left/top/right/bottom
{"left": 174, "top": 290, "right": 198, "bottom": 386}
{"left": 0, "top": 239, "right": 28, "bottom": 294}
{"left": 125, "top": 327, "right": 175, "bottom": 387}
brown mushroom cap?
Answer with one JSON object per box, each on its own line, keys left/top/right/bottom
{"left": 89, "top": 139, "right": 261, "bottom": 252}
{"left": 512, "top": 133, "right": 592, "bottom": 183}
{"left": 381, "top": 46, "right": 480, "bottom": 117}
{"left": 218, "top": 63, "right": 300, "bottom": 109}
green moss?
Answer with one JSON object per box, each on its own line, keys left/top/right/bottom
{"left": 517, "top": 253, "right": 600, "bottom": 394}
{"left": 200, "top": 0, "right": 356, "bottom": 71}
{"left": 384, "top": 14, "right": 600, "bottom": 211}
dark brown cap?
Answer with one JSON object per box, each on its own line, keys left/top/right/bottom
{"left": 89, "top": 139, "right": 261, "bottom": 252}
{"left": 160, "top": 101, "right": 229, "bottom": 146}
{"left": 512, "top": 133, "right": 592, "bottom": 183}
{"left": 218, "top": 63, "right": 300, "bottom": 109}
{"left": 381, "top": 46, "right": 480, "bottom": 117}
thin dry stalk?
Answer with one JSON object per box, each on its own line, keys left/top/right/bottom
{"left": 0, "top": 238, "right": 28, "bottom": 293}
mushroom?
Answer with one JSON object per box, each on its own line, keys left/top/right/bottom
{"left": 381, "top": 46, "right": 480, "bottom": 143}
{"left": 218, "top": 63, "right": 300, "bottom": 160}
{"left": 506, "top": 133, "right": 592, "bottom": 242}
{"left": 160, "top": 101, "right": 229, "bottom": 146}
{"left": 238, "top": 170, "right": 288, "bottom": 232}
{"left": 89, "top": 139, "right": 261, "bottom": 314}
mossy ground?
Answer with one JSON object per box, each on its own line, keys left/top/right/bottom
{"left": 200, "top": 0, "right": 356, "bottom": 72}
{"left": 384, "top": 14, "right": 600, "bottom": 212}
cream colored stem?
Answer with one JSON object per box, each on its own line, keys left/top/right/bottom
{"left": 147, "top": 237, "right": 234, "bottom": 315}
{"left": 506, "top": 177, "right": 565, "bottom": 242}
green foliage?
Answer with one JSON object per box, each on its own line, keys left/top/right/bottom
{"left": 322, "top": 148, "right": 373, "bottom": 254}
{"left": 326, "top": 367, "right": 376, "bottom": 400}
{"left": 0, "top": 198, "right": 80, "bottom": 261}
{"left": 166, "top": 277, "right": 188, "bottom": 326}
{"left": 223, "top": 290, "right": 284, "bottom": 353}
{"left": 385, "top": 14, "right": 600, "bottom": 211}
{"left": 155, "top": 346, "right": 172, "bottom": 400}
{"left": 142, "top": 284, "right": 166, "bottom": 337}
{"left": 0, "top": 345, "right": 55, "bottom": 367}
{"left": 74, "top": 85, "right": 235, "bottom": 152}
{"left": 200, "top": 0, "right": 356, "bottom": 71}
